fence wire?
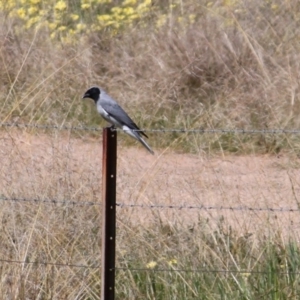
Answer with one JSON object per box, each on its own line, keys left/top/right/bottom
{"left": 1, "top": 196, "right": 299, "bottom": 213}
{"left": 0, "top": 122, "right": 102, "bottom": 132}
{"left": 0, "top": 196, "right": 100, "bottom": 207}
{"left": 2, "top": 122, "right": 300, "bottom": 134}
{"left": 0, "top": 258, "right": 97, "bottom": 269}
{"left": 116, "top": 203, "right": 300, "bottom": 212}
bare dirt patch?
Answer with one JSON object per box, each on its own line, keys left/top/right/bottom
{"left": 1, "top": 130, "right": 300, "bottom": 240}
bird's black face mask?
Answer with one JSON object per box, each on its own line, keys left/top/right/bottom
{"left": 82, "top": 87, "right": 101, "bottom": 102}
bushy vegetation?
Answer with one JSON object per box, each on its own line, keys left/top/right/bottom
{"left": 1, "top": 0, "right": 153, "bottom": 40}
{"left": 1, "top": 0, "right": 300, "bottom": 153}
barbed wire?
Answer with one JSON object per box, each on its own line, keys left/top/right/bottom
{"left": 2, "top": 122, "right": 300, "bottom": 134}
{"left": 116, "top": 203, "right": 300, "bottom": 212}
{"left": 0, "top": 196, "right": 100, "bottom": 206}
{"left": 1, "top": 196, "right": 299, "bottom": 212}
{"left": 0, "top": 258, "right": 98, "bottom": 269}
{"left": 0, "top": 122, "right": 102, "bottom": 132}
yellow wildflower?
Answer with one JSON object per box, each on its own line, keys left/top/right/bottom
{"left": 129, "top": 13, "right": 139, "bottom": 20}
{"left": 168, "top": 258, "right": 177, "bottom": 266}
{"left": 111, "top": 7, "right": 123, "bottom": 14}
{"left": 39, "top": 10, "right": 47, "bottom": 16}
{"left": 76, "top": 23, "right": 86, "bottom": 31}
{"left": 58, "top": 26, "right": 67, "bottom": 31}
{"left": 97, "top": 14, "right": 112, "bottom": 22}
{"left": 146, "top": 261, "right": 157, "bottom": 269}
{"left": 114, "top": 14, "right": 125, "bottom": 21}
{"left": 25, "top": 16, "right": 41, "bottom": 29}
{"left": 137, "top": 0, "right": 151, "bottom": 14}
{"left": 81, "top": 0, "right": 94, "bottom": 3}
{"left": 28, "top": 7, "right": 38, "bottom": 15}
{"left": 17, "top": 8, "right": 26, "bottom": 19}
{"left": 156, "top": 14, "right": 167, "bottom": 27}
{"left": 223, "top": 0, "right": 237, "bottom": 6}
{"left": 122, "top": 0, "right": 137, "bottom": 6}
{"left": 71, "top": 14, "right": 79, "bottom": 21}
{"left": 241, "top": 272, "right": 251, "bottom": 279}
{"left": 81, "top": 3, "right": 90, "bottom": 9}
{"left": 48, "top": 23, "right": 57, "bottom": 30}
{"left": 97, "top": 15, "right": 115, "bottom": 27}
{"left": 2, "top": 1, "right": 14, "bottom": 10}
{"left": 55, "top": 1, "right": 67, "bottom": 11}
{"left": 189, "top": 14, "right": 196, "bottom": 24}
{"left": 123, "top": 7, "right": 135, "bottom": 15}
{"left": 91, "top": 24, "right": 102, "bottom": 31}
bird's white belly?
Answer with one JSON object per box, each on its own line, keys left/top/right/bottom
{"left": 97, "top": 105, "right": 122, "bottom": 127}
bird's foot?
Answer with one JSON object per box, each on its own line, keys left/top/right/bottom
{"left": 109, "top": 125, "right": 116, "bottom": 132}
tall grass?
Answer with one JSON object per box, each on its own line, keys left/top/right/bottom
{"left": 1, "top": 0, "right": 300, "bottom": 153}
{"left": 116, "top": 219, "right": 300, "bottom": 300}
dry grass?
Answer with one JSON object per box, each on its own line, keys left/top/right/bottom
{"left": 0, "top": 129, "right": 300, "bottom": 298}
{"left": 2, "top": 0, "right": 300, "bottom": 298}
{"left": 1, "top": 1, "right": 300, "bottom": 153}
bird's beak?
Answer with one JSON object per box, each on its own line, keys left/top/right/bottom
{"left": 82, "top": 92, "right": 90, "bottom": 99}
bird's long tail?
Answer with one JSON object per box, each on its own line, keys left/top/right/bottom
{"left": 123, "top": 126, "right": 154, "bottom": 155}
{"left": 136, "top": 135, "right": 154, "bottom": 155}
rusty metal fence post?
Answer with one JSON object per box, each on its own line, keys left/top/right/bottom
{"left": 101, "top": 127, "right": 117, "bottom": 300}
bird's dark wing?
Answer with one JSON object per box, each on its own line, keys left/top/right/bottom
{"left": 100, "top": 93, "right": 148, "bottom": 138}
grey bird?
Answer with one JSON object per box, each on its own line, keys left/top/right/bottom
{"left": 82, "top": 86, "right": 154, "bottom": 154}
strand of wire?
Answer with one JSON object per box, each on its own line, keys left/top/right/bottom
{"left": 0, "top": 122, "right": 101, "bottom": 132}
{"left": 0, "top": 196, "right": 100, "bottom": 207}
{"left": 1, "top": 196, "right": 299, "bottom": 212}
{"left": 117, "top": 202, "right": 300, "bottom": 212}
{"left": 0, "top": 258, "right": 98, "bottom": 269}
{"left": 2, "top": 122, "right": 300, "bottom": 134}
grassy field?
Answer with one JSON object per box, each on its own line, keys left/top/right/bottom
{"left": 1, "top": 0, "right": 300, "bottom": 298}
{"left": 1, "top": 0, "right": 300, "bottom": 153}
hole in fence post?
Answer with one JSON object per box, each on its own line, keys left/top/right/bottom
{"left": 101, "top": 127, "right": 117, "bottom": 300}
